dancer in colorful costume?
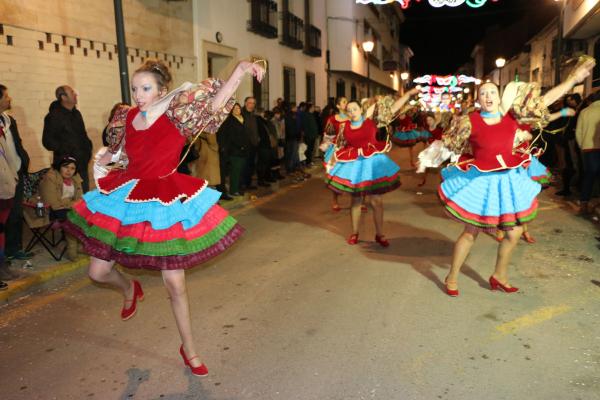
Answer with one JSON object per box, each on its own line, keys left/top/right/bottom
{"left": 496, "top": 106, "right": 576, "bottom": 244}
{"left": 325, "top": 88, "right": 418, "bottom": 246}
{"left": 63, "top": 59, "right": 265, "bottom": 376}
{"left": 391, "top": 106, "right": 430, "bottom": 166}
{"left": 321, "top": 97, "right": 349, "bottom": 212}
{"left": 417, "top": 56, "right": 594, "bottom": 296}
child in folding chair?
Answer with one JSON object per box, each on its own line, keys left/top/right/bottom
{"left": 39, "top": 156, "right": 83, "bottom": 260}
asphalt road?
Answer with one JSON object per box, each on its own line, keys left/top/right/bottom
{"left": 1, "top": 146, "right": 600, "bottom": 400}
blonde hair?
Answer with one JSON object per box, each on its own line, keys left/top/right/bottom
{"left": 134, "top": 59, "right": 172, "bottom": 91}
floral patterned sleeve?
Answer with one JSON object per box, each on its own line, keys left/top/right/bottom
{"left": 166, "top": 78, "right": 235, "bottom": 138}
{"left": 509, "top": 82, "right": 550, "bottom": 128}
{"left": 372, "top": 95, "right": 396, "bottom": 128}
{"left": 442, "top": 115, "right": 472, "bottom": 155}
{"left": 106, "top": 105, "right": 130, "bottom": 154}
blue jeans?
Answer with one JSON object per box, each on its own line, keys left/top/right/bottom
{"left": 580, "top": 151, "right": 600, "bottom": 202}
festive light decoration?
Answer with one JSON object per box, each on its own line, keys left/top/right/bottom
{"left": 413, "top": 74, "right": 477, "bottom": 86}
{"left": 355, "top": 0, "right": 498, "bottom": 9}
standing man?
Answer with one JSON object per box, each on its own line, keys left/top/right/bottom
{"left": 0, "top": 85, "right": 32, "bottom": 263}
{"left": 43, "top": 85, "right": 93, "bottom": 192}
{"left": 575, "top": 91, "right": 600, "bottom": 216}
{"left": 0, "top": 84, "right": 21, "bottom": 287}
{"left": 242, "top": 97, "right": 259, "bottom": 190}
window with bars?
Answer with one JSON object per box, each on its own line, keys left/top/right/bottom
{"left": 252, "top": 58, "right": 270, "bottom": 111}
{"left": 283, "top": 66, "right": 296, "bottom": 104}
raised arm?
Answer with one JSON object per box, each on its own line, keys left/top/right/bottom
{"left": 543, "top": 57, "right": 595, "bottom": 106}
{"left": 390, "top": 87, "right": 421, "bottom": 116}
{"left": 211, "top": 61, "right": 265, "bottom": 112}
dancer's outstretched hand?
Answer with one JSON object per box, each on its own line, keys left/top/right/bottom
{"left": 237, "top": 61, "right": 266, "bottom": 83}
{"left": 570, "top": 57, "right": 596, "bottom": 84}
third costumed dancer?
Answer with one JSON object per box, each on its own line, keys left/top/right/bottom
{"left": 418, "top": 56, "right": 594, "bottom": 296}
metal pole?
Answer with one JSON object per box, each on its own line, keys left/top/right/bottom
{"left": 114, "top": 0, "right": 130, "bottom": 104}
{"left": 554, "top": 2, "right": 564, "bottom": 86}
{"left": 367, "top": 58, "right": 370, "bottom": 98}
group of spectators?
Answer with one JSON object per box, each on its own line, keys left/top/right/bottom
{"left": 538, "top": 91, "right": 600, "bottom": 220}
{"left": 212, "top": 96, "right": 329, "bottom": 199}
{"left": 1, "top": 83, "right": 88, "bottom": 290}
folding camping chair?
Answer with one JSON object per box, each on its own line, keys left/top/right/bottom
{"left": 22, "top": 168, "right": 67, "bottom": 261}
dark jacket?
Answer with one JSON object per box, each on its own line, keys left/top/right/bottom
{"left": 285, "top": 113, "right": 300, "bottom": 142}
{"left": 217, "top": 115, "right": 252, "bottom": 158}
{"left": 1, "top": 115, "right": 30, "bottom": 176}
{"left": 42, "top": 101, "right": 93, "bottom": 166}
{"left": 303, "top": 112, "right": 319, "bottom": 142}
{"left": 241, "top": 108, "right": 259, "bottom": 147}
{"left": 257, "top": 116, "right": 273, "bottom": 149}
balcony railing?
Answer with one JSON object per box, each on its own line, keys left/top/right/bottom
{"left": 303, "top": 24, "right": 321, "bottom": 57}
{"left": 247, "top": 0, "right": 278, "bottom": 39}
{"left": 382, "top": 60, "right": 399, "bottom": 71}
{"left": 281, "top": 11, "right": 304, "bottom": 50}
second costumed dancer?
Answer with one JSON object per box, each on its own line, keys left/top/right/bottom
{"left": 418, "top": 56, "right": 594, "bottom": 296}
{"left": 325, "top": 88, "right": 419, "bottom": 246}
{"left": 63, "top": 59, "right": 265, "bottom": 375}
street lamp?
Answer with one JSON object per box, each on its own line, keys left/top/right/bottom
{"left": 496, "top": 57, "right": 506, "bottom": 90}
{"left": 362, "top": 40, "right": 374, "bottom": 97}
{"left": 400, "top": 72, "right": 410, "bottom": 81}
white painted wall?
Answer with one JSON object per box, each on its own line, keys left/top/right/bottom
{"left": 564, "top": 0, "right": 600, "bottom": 37}
{"left": 192, "top": 0, "right": 328, "bottom": 108}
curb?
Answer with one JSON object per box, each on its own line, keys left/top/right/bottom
{"left": 0, "top": 256, "right": 90, "bottom": 303}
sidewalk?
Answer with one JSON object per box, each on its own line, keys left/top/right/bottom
{"left": 0, "top": 168, "right": 317, "bottom": 304}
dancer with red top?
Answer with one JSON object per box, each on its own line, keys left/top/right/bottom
{"left": 63, "top": 59, "right": 264, "bottom": 376}
{"left": 418, "top": 56, "right": 594, "bottom": 296}
{"left": 322, "top": 97, "right": 349, "bottom": 212}
{"left": 325, "top": 88, "right": 418, "bottom": 246}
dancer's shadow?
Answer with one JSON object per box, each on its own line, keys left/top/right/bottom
{"left": 119, "top": 367, "right": 238, "bottom": 400}
{"left": 255, "top": 181, "right": 487, "bottom": 292}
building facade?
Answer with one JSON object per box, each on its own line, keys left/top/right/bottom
{"left": 326, "top": 1, "right": 407, "bottom": 101}
{"left": 191, "top": 0, "right": 327, "bottom": 111}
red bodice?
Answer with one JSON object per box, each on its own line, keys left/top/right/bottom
{"left": 335, "top": 118, "right": 388, "bottom": 161}
{"left": 456, "top": 112, "right": 529, "bottom": 172}
{"left": 97, "top": 108, "right": 207, "bottom": 204}
{"left": 396, "top": 115, "right": 416, "bottom": 131}
{"left": 428, "top": 127, "right": 443, "bottom": 143}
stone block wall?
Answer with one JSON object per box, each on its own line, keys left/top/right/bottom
{"left": 0, "top": 0, "right": 196, "bottom": 172}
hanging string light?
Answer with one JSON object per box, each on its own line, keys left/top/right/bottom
{"left": 355, "top": 0, "right": 499, "bottom": 9}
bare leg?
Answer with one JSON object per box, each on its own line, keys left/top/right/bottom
{"left": 408, "top": 146, "right": 415, "bottom": 167}
{"left": 88, "top": 257, "right": 133, "bottom": 302}
{"left": 332, "top": 191, "right": 340, "bottom": 208}
{"left": 446, "top": 228, "right": 478, "bottom": 289}
{"left": 350, "top": 196, "right": 362, "bottom": 235}
{"left": 492, "top": 226, "right": 523, "bottom": 286}
{"left": 418, "top": 170, "right": 428, "bottom": 187}
{"left": 370, "top": 195, "right": 384, "bottom": 236}
{"left": 162, "top": 269, "right": 202, "bottom": 368}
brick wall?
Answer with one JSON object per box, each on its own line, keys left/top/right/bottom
{"left": 0, "top": 0, "right": 196, "bottom": 173}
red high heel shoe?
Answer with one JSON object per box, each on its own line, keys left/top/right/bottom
{"left": 347, "top": 233, "right": 359, "bottom": 245}
{"left": 444, "top": 278, "right": 459, "bottom": 297}
{"left": 375, "top": 234, "right": 390, "bottom": 247}
{"left": 521, "top": 232, "right": 536, "bottom": 244}
{"left": 121, "top": 280, "right": 144, "bottom": 321}
{"left": 332, "top": 204, "right": 341, "bottom": 212}
{"left": 179, "top": 345, "right": 209, "bottom": 377}
{"left": 361, "top": 205, "right": 368, "bottom": 213}
{"left": 489, "top": 276, "right": 519, "bottom": 293}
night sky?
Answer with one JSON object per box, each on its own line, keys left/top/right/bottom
{"left": 400, "top": 0, "right": 560, "bottom": 75}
